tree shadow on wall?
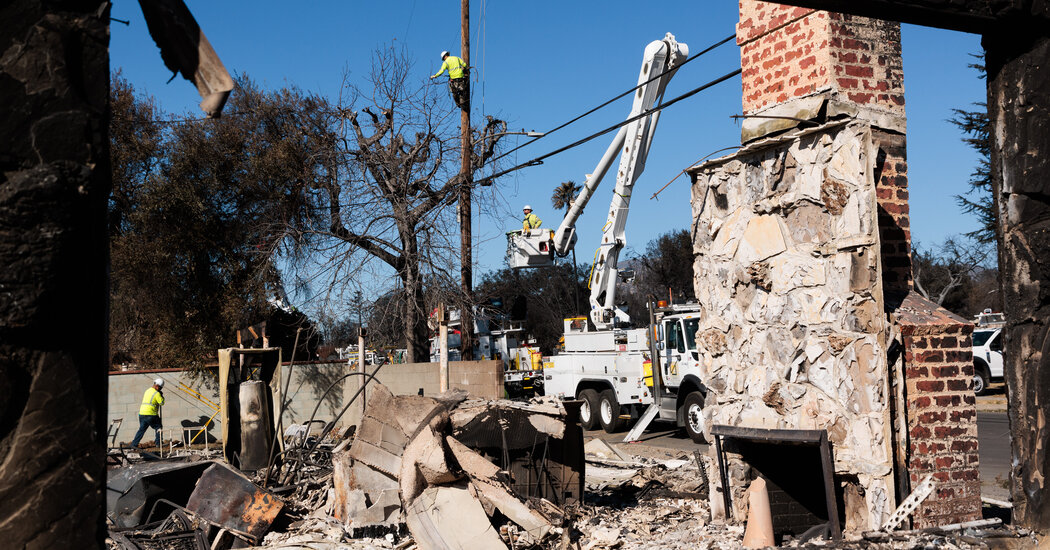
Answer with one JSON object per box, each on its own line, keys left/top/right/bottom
{"left": 289, "top": 364, "right": 345, "bottom": 421}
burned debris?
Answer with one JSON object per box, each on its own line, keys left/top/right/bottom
{"left": 104, "top": 378, "right": 1037, "bottom": 549}
{"left": 106, "top": 382, "right": 584, "bottom": 549}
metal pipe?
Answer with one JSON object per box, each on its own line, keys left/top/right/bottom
{"left": 305, "top": 361, "right": 386, "bottom": 456}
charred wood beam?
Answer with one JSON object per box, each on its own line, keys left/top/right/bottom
{"left": 987, "top": 31, "right": 1050, "bottom": 530}
{"left": 0, "top": 1, "right": 110, "bottom": 546}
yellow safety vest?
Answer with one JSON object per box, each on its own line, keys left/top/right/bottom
{"left": 433, "top": 56, "right": 466, "bottom": 80}
{"left": 139, "top": 387, "right": 164, "bottom": 416}
{"left": 523, "top": 213, "right": 542, "bottom": 230}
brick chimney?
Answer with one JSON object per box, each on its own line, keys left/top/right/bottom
{"left": 736, "top": 0, "right": 912, "bottom": 295}
{"left": 737, "top": 3, "right": 905, "bottom": 120}
{"left": 730, "top": 2, "right": 981, "bottom": 529}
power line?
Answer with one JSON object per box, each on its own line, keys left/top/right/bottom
{"left": 476, "top": 67, "right": 742, "bottom": 186}
{"left": 486, "top": 33, "right": 736, "bottom": 166}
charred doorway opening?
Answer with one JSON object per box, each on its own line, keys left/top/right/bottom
{"left": 712, "top": 426, "right": 841, "bottom": 543}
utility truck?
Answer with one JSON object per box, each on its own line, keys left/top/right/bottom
{"left": 507, "top": 33, "right": 710, "bottom": 442}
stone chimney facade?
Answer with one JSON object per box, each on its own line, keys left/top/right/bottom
{"left": 686, "top": 0, "right": 980, "bottom": 530}
{"left": 737, "top": 1, "right": 912, "bottom": 296}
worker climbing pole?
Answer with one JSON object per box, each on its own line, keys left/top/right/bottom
{"left": 431, "top": 51, "right": 470, "bottom": 110}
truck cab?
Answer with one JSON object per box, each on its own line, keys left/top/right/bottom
{"left": 543, "top": 303, "right": 710, "bottom": 443}
{"left": 658, "top": 309, "right": 702, "bottom": 389}
{"left": 972, "top": 327, "right": 1004, "bottom": 395}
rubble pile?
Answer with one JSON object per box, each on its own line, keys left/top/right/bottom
{"left": 329, "top": 384, "right": 582, "bottom": 549}
{"left": 106, "top": 384, "right": 1040, "bottom": 549}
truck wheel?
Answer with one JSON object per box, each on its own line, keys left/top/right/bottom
{"left": 973, "top": 363, "right": 990, "bottom": 396}
{"left": 682, "top": 392, "right": 707, "bottom": 444}
{"left": 578, "top": 389, "right": 600, "bottom": 431}
{"left": 598, "top": 389, "right": 626, "bottom": 433}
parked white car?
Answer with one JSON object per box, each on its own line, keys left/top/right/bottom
{"left": 972, "top": 327, "right": 1004, "bottom": 395}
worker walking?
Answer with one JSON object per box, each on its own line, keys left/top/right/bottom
{"left": 130, "top": 378, "right": 165, "bottom": 448}
{"left": 522, "top": 205, "right": 542, "bottom": 232}
{"left": 430, "top": 50, "right": 469, "bottom": 110}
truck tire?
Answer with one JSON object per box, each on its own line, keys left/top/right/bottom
{"left": 682, "top": 391, "right": 707, "bottom": 444}
{"left": 578, "top": 389, "right": 600, "bottom": 431}
{"left": 598, "top": 389, "right": 626, "bottom": 433}
{"left": 973, "top": 361, "right": 990, "bottom": 396}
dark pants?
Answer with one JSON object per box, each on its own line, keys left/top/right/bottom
{"left": 130, "top": 414, "right": 162, "bottom": 448}
{"left": 449, "top": 77, "right": 469, "bottom": 110}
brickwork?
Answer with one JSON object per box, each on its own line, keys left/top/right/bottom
{"left": 732, "top": 0, "right": 977, "bottom": 529}
{"left": 897, "top": 293, "right": 981, "bottom": 528}
{"left": 738, "top": 1, "right": 905, "bottom": 116}
{"left": 873, "top": 129, "right": 913, "bottom": 294}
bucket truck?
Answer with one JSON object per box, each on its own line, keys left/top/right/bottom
{"left": 506, "top": 33, "right": 709, "bottom": 443}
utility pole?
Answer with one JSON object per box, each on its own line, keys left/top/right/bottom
{"left": 458, "top": 0, "right": 474, "bottom": 360}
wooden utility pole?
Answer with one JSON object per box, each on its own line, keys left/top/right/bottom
{"left": 458, "top": 0, "right": 474, "bottom": 360}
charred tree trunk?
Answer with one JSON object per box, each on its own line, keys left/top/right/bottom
{"left": 0, "top": 1, "right": 110, "bottom": 547}
{"left": 987, "top": 30, "right": 1050, "bottom": 529}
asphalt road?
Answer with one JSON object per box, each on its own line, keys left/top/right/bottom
{"left": 978, "top": 411, "right": 1011, "bottom": 500}
{"left": 586, "top": 412, "right": 1013, "bottom": 499}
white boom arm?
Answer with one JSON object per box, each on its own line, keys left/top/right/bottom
{"left": 505, "top": 33, "right": 687, "bottom": 330}
{"left": 562, "top": 33, "right": 688, "bottom": 330}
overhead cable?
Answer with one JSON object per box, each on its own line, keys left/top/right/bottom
{"left": 477, "top": 67, "right": 742, "bottom": 186}
{"left": 487, "top": 32, "right": 736, "bottom": 166}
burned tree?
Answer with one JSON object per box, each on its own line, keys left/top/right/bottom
{"left": 912, "top": 236, "right": 993, "bottom": 308}
{"left": 109, "top": 76, "right": 331, "bottom": 371}
{"left": 287, "top": 46, "right": 504, "bottom": 362}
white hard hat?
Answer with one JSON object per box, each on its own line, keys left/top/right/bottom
{"left": 523, "top": 204, "right": 532, "bottom": 210}
{"left": 154, "top": 378, "right": 164, "bottom": 388}
{"left": 440, "top": 50, "right": 450, "bottom": 58}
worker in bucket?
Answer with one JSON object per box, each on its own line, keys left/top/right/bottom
{"left": 130, "top": 378, "right": 165, "bottom": 448}
{"left": 430, "top": 50, "right": 469, "bottom": 110}
{"left": 522, "top": 205, "right": 542, "bottom": 232}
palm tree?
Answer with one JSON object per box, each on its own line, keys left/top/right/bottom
{"left": 551, "top": 180, "right": 581, "bottom": 213}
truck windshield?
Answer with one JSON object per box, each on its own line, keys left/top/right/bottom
{"left": 683, "top": 318, "right": 700, "bottom": 350}
{"left": 972, "top": 330, "right": 996, "bottom": 347}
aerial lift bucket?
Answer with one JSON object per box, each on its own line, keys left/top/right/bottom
{"left": 507, "top": 229, "right": 556, "bottom": 269}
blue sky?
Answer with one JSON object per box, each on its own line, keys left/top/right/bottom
{"left": 110, "top": 1, "right": 986, "bottom": 301}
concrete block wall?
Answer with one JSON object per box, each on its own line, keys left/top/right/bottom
{"left": 109, "top": 360, "right": 503, "bottom": 444}
{"left": 738, "top": 2, "right": 905, "bottom": 116}
{"left": 342, "top": 360, "right": 504, "bottom": 428}
{"left": 108, "top": 363, "right": 355, "bottom": 445}
{"left": 897, "top": 293, "right": 981, "bottom": 528}
{"left": 107, "top": 370, "right": 223, "bottom": 446}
